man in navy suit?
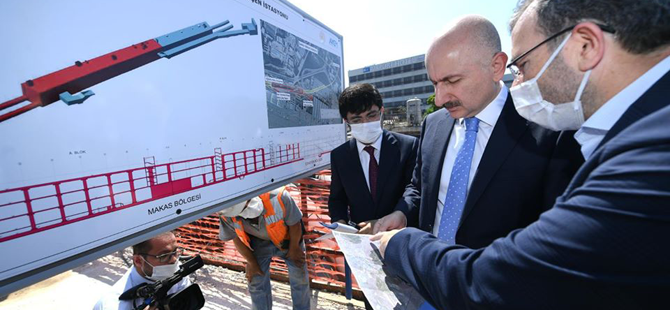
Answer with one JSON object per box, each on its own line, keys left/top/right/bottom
{"left": 329, "top": 83, "right": 418, "bottom": 233}
{"left": 374, "top": 0, "right": 670, "bottom": 308}
{"left": 374, "top": 16, "right": 582, "bottom": 250}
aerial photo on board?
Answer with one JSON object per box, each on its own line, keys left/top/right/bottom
{"left": 261, "top": 20, "right": 342, "bottom": 128}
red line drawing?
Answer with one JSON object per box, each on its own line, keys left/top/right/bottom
{"left": 0, "top": 143, "right": 301, "bottom": 243}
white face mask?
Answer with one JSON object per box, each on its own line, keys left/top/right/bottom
{"left": 510, "top": 33, "right": 591, "bottom": 131}
{"left": 239, "top": 197, "right": 263, "bottom": 219}
{"left": 349, "top": 119, "right": 383, "bottom": 144}
{"left": 142, "top": 257, "right": 180, "bottom": 281}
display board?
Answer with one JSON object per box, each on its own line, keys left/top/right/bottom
{"left": 0, "top": 0, "right": 344, "bottom": 295}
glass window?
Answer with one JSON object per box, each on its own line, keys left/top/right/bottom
{"left": 413, "top": 63, "right": 423, "bottom": 70}
{"left": 393, "top": 90, "right": 402, "bottom": 97}
{"left": 393, "top": 78, "right": 402, "bottom": 86}
{"left": 392, "top": 67, "right": 401, "bottom": 74}
{"left": 374, "top": 71, "right": 382, "bottom": 78}
{"left": 365, "top": 73, "right": 373, "bottom": 79}
{"left": 424, "top": 85, "right": 434, "bottom": 93}
{"left": 403, "top": 77, "right": 413, "bottom": 84}
{"left": 414, "top": 87, "right": 424, "bottom": 94}
{"left": 382, "top": 80, "right": 392, "bottom": 88}
{"left": 403, "top": 89, "right": 412, "bottom": 96}
{"left": 383, "top": 69, "right": 392, "bottom": 76}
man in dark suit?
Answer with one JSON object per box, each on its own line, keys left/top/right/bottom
{"left": 374, "top": 0, "right": 670, "bottom": 308}
{"left": 374, "top": 16, "right": 582, "bottom": 250}
{"left": 329, "top": 83, "right": 418, "bottom": 233}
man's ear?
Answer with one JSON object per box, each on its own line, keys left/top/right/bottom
{"left": 133, "top": 254, "right": 143, "bottom": 269}
{"left": 573, "top": 22, "right": 606, "bottom": 72}
{"left": 491, "top": 52, "right": 509, "bottom": 81}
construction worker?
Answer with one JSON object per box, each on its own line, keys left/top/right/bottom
{"left": 218, "top": 187, "right": 310, "bottom": 310}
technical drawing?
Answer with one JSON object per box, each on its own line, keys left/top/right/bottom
{"left": 0, "top": 19, "right": 258, "bottom": 123}
{"left": 0, "top": 143, "right": 300, "bottom": 243}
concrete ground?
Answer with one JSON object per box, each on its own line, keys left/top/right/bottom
{"left": 0, "top": 250, "right": 364, "bottom": 310}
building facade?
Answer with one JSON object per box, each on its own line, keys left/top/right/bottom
{"left": 348, "top": 55, "right": 433, "bottom": 122}
{"left": 348, "top": 54, "right": 515, "bottom": 124}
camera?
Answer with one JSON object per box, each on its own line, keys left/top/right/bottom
{"left": 119, "top": 255, "right": 206, "bottom": 310}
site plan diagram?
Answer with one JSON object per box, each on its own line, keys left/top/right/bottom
{"left": 333, "top": 231, "right": 424, "bottom": 310}
{"left": 261, "top": 20, "right": 342, "bottom": 128}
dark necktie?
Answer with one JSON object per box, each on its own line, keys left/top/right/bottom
{"left": 364, "top": 145, "right": 378, "bottom": 202}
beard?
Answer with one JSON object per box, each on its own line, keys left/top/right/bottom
{"left": 538, "top": 53, "right": 589, "bottom": 105}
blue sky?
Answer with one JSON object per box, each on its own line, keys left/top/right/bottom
{"left": 289, "top": 0, "right": 519, "bottom": 76}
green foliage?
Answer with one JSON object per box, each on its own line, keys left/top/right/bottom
{"left": 423, "top": 94, "right": 437, "bottom": 117}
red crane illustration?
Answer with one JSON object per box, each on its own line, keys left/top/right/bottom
{"left": 0, "top": 18, "right": 257, "bottom": 123}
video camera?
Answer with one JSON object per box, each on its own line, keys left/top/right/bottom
{"left": 119, "top": 255, "right": 206, "bottom": 310}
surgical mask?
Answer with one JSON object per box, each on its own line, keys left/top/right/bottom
{"left": 143, "top": 257, "right": 180, "bottom": 281}
{"left": 349, "top": 120, "right": 383, "bottom": 144}
{"left": 239, "top": 197, "right": 263, "bottom": 219}
{"left": 510, "top": 33, "right": 591, "bottom": 131}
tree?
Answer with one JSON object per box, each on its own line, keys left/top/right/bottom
{"left": 423, "top": 94, "right": 438, "bottom": 117}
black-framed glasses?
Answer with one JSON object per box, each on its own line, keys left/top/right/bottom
{"left": 141, "top": 247, "right": 183, "bottom": 263}
{"left": 507, "top": 24, "right": 615, "bottom": 79}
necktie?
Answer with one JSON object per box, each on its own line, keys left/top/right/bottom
{"left": 438, "top": 117, "right": 480, "bottom": 244}
{"left": 364, "top": 145, "right": 378, "bottom": 202}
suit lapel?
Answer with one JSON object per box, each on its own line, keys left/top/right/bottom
{"left": 595, "top": 71, "right": 670, "bottom": 153}
{"left": 459, "top": 94, "right": 528, "bottom": 226}
{"left": 425, "top": 110, "right": 455, "bottom": 218}
{"left": 375, "top": 131, "right": 398, "bottom": 204}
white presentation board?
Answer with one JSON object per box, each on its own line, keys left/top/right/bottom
{"left": 0, "top": 0, "right": 344, "bottom": 295}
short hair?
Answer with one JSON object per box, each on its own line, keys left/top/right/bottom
{"left": 338, "top": 83, "right": 383, "bottom": 119}
{"left": 132, "top": 231, "right": 174, "bottom": 255}
{"left": 509, "top": 0, "right": 670, "bottom": 54}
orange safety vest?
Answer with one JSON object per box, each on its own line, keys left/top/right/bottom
{"left": 222, "top": 187, "right": 289, "bottom": 250}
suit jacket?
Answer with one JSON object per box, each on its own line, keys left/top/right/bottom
{"left": 399, "top": 93, "right": 582, "bottom": 248}
{"left": 385, "top": 71, "right": 670, "bottom": 309}
{"left": 329, "top": 130, "right": 418, "bottom": 224}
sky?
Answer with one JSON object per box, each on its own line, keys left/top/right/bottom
{"left": 288, "top": 0, "right": 520, "bottom": 77}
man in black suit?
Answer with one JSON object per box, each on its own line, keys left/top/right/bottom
{"left": 374, "top": 15, "right": 582, "bottom": 249}
{"left": 328, "top": 83, "right": 418, "bottom": 233}
{"left": 374, "top": 0, "right": 670, "bottom": 308}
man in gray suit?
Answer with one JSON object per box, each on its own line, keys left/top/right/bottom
{"left": 374, "top": 0, "right": 670, "bottom": 309}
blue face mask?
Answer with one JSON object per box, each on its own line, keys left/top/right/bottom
{"left": 510, "top": 33, "right": 591, "bottom": 131}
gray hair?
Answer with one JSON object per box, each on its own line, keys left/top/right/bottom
{"left": 509, "top": 0, "right": 670, "bottom": 54}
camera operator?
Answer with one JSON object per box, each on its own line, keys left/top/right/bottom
{"left": 94, "top": 231, "right": 190, "bottom": 310}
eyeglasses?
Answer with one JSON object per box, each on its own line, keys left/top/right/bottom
{"left": 141, "top": 247, "right": 184, "bottom": 263}
{"left": 507, "top": 24, "right": 615, "bottom": 79}
{"left": 348, "top": 109, "right": 381, "bottom": 124}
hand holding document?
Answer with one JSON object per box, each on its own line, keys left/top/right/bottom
{"left": 332, "top": 230, "right": 424, "bottom": 310}
{"left": 316, "top": 221, "right": 359, "bottom": 240}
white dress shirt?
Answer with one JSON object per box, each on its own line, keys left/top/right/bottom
{"left": 356, "top": 133, "right": 383, "bottom": 192}
{"left": 433, "top": 84, "right": 508, "bottom": 235}
{"left": 575, "top": 55, "right": 670, "bottom": 160}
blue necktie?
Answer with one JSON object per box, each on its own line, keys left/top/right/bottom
{"left": 438, "top": 117, "right": 479, "bottom": 244}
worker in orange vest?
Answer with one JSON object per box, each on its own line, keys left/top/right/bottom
{"left": 218, "top": 187, "right": 310, "bottom": 310}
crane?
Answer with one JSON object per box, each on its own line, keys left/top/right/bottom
{"left": 0, "top": 18, "right": 257, "bottom": 123}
